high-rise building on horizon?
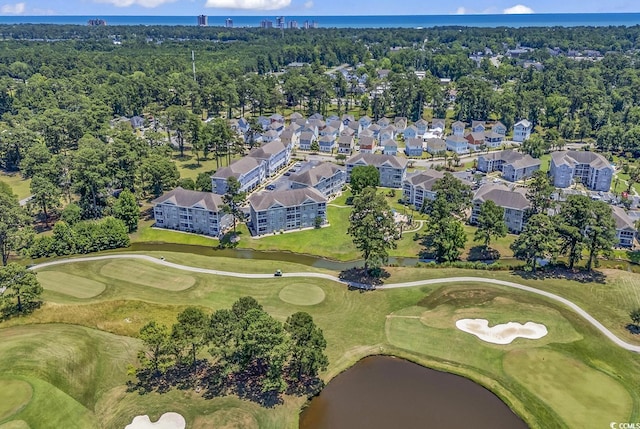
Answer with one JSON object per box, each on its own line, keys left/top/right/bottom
{"left": 260, "top": 19, "right": 273, "bottom": 28}
{"left": 225, "top": 18, "right": 233, "bottom": 28}
{"left": 197, "top": 15, "right": 208, "bottom": 27}
{"left": 276, "top": 16, "right": 285, "bottom": 29}
{"left": 288, "top": 20, "right": 298, "bottom": 29}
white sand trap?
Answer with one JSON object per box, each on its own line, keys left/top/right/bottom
{"left": 125, "top": 412, "right": 186, "bottom": 429}
{"left": 455, "top": 319, "right": 548, "bottom": 345}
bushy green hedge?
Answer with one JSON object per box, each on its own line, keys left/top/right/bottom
{"left": 30, "top": 217, "right": 130, "bottom": 258}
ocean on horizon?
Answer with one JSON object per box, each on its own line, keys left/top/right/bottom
{"left": 0, "top": 13, "right": 640, "bottom": 28}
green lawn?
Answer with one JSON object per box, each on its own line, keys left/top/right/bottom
{"left": 0, "top": 172, "right": 31, "bottom": 200}
{"left": 173, "top": 154, "right": 235, "bottom": 181}
{"left": 1, "top": 256, "right": 639, "bottom": 428}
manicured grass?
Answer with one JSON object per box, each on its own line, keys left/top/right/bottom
{"left": 99, "top": 260, "right": 196, "bottom": 291}
{"left": 0, "top": 379, "right": 32, "bottom": 420}
{"left": 539, "top": 154, "right": 551, "bottom": 172}
{"left": 4, "top": 257, "right": 640, "bottom": 428}
{"left": 0, "top": 172, "right": 31, "bottom": 200}
{"left": 278, "top": 283, "right": 326, "bottom": 306}
{"left": 505, "top": 349, "right": 632, "bottom": 429}
{"left": 0, "top": 421, "right": 30, "bottom": 429}
{"left": 174, "top": 155, "right": 229, "bottom": 181}
{"left": 131, "top": 225, "right": 219, "bottom": 247}
{"left": 38, "top": 271, "right": 106, "bottom": 299}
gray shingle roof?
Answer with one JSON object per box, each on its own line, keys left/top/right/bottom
{"left": 347, "top": 152, "right": 407, "bottom": 169}
{"left": 249, "top": 140, "right": 287, "bottom": 159}
{"left": 152, "top": 187, "right": 224, "bottom": 212}
{"left": 289, "top": 162, "right": 343, "bottom": 187}
{"left": 405, "top": 137, "right": 423, "bottom": 149}
{"left": 425, "top": 138, "right": 446, "bottom": 150}
{"left": 551, "top": 150, "right": 610, "bottom": 170}
{"left": 212, "top": 156, "right": 262, "bottom": 179}
{"left": 404, "top": 170, "right": 445, "bottom": 191}
{"left": 474, "top": 183, "right": 531, "bottom": 210}
{"left": 359, "top": 136, "right": 375, "bottom": 147}
{"left": 249, "top": 187, "right": 327, "bottom": 211}
{"left": 611, "top": 205, "right": 635, "bottom": 230}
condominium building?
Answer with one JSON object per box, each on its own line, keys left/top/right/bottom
{"left": 249, "top": 188, "right": 327, "bottom": 236}
{"left": 611, "top": 205, "right": 636, "bottom": 247}
{"left": 289, "top": 162, "right": 345, "bottom": 197}
{"left": 402, "top": 170, "right": 446, "bottom": 210}
{"left": 152, "top": 187, "right": 232, "bottom": 237}
{"left": 549, "top": 150, "right": 613, "bottom": 191}
{"left": 471, "top": 183, "right": 531, "bottom": 233}
{"left": 477, "top": 150, "right": 541, "bottom": 181}
{"left": 346, "top": 153, "right": 408, "bottom": 188}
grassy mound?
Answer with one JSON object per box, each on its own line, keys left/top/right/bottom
{"left": 278, "top": 283, "right": 326, "bottom": 306}
{"left": 0, "top": 379, "right": 32, "bottom": 420}
{"left": 100, "top": 260, "right": 196, "bottom": 291}
{"left": 38, "top": 271, "right": 106, "bottom": 299}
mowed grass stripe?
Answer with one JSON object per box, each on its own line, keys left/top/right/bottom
{"left": 0, "top": 379, "right": 32, "bottom": 421}
{"left": 38, "top": 272, "right": 106, "bottom": 299}
{"left": 0, "top": 420, "right": 31, "bottom": 429}
{"left": 503, "top": 349, "right": 633, "bottom": 429}
{"left": 99, "top": 260, "right": 196, "bottom": 291}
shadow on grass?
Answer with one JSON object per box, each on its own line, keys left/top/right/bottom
{"left": 339, "top": 267, "right": 389, "bottom": 288}
{"left": 467, "top": 245, "right": 500, "bottom": 261}
{"left": 512, "top": 266, "right": 607, "bottom": 284}
{"left": 626, "top": 324, "right": 640, "bottom": 335}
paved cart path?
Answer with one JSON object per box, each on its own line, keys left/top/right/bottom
{"left": 30, "top": 254, "right": 640, "bottom": 353}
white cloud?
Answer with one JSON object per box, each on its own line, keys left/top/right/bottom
{"left": 94, "top": 0, "right": 178, "bottom": 7}
{"left": 503, "top": 4, "right": 534, "bottom": 14}
{"left": 1, "top": 2, "right": 26, "bottom": 14}
{"left": 205, "top": 0, "right": 291, "bottom": 10}
{"left": 304, "top": 0, "right": 313, "bottom": 8}
{"left": 455, "top": 6, "right": 467, "bottom": 14}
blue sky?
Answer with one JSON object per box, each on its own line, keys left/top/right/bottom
{"left": 1, "top": 0, "right": 639, "bottom": 16}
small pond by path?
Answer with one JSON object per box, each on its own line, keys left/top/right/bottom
{"left": 300, "top": 356, "right": 528, "bottom": 429}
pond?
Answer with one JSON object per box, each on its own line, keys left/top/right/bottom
{"left": 299, "top": 356, "right": 528, "bottom": 429}
{"left": 128, "top": 242, "right": 422, "bottom": 270}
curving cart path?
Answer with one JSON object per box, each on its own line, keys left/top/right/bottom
{"left": 30, "top": 254, "right": 640, "bottom": 353}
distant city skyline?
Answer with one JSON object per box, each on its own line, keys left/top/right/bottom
{"left": 1, "top": 1, "right": 640, "bottom": 16}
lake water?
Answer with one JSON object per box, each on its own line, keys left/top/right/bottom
{"left": 299, "top": 356, "right": 528, "bottom": 429}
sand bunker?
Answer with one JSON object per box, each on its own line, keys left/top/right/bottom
{"left": 455, "top": 319, "right": 548, "bottom": 345}
{"left": 125, "top": 412, "right": 186, "bottom": 429}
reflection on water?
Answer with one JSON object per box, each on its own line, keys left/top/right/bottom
{"left": 300, "top": 356, "right": 528, "bottom": 429}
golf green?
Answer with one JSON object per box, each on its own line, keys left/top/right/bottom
{"left": 0, "top": 379, "right": 32, "bottom": 421}
{"left": 279, "top": 283, "right": 326, "bottom": 306}
{"left": 38, "top": 271, "right": 106, "bottom": 299}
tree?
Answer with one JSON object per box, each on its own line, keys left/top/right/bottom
{"left": 61, "top": 203, "right": 82, "bottom": 226}
{"left": 284, "top": 312, "right": 328, "bottom": 380}
{"left": 520, "top": 134, "right": 548, "bottom": 158}
{"left": 195, "top": 172, "right": 213, "bottom": 192}
{"left": 474, "top": 200, "right": 507, "bottom": 247}
{"left": 0, "top": 190, "right": 31, "bottom": 265}
{"left": 236, "top": 308, "right": 289, "bottom": 394}
{"left": 556, "top": 195, "right": 591, "bottom": 269}
{"left": 138, "top": 321, "right": 172, "bottom": 375}
{"left": 349, "top": 165, "right": 380, "bottom": 195}
{"left": 30, "top": 173, "right": 61, "bottom": 226}
{"left": 422, "top": 217, "right": 467, "bottom": 262}
{"left": 0, "top": 263, "right": 42, "bottom": 315}
{"left": 310, "top": 140, "right": 319, "bottom": 152}
{"left": 172, "top": 307, "right": 208, "bottom": 367}
{"left": 113, "top": 189, "right": 139, "bottom": 233}
{"left": 425, "top": 173, "right": 472, "bottom": 219}
{"left": 510, "top": 214, "right": 558, "bottom": 271}
{"left": 222, "top": 176, "right": 247, "bottom": 234}
{"left": 139, "top": 152, "right": 180, "bottom": 197}
{"left": 526, "top": 170, "right": 554, "bottom": 215}
{"left": 348, "top": 187, "right": 399, "bottom": 271}
{"left": 630, "top": 308, "right": 640, "bottom": 327}
{"left": 585, "top": 201, "right": 617, "bottom": 271}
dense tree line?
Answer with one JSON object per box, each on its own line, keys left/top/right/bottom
{"left": 133, "top": 297, "right": 328, "bottom": 404}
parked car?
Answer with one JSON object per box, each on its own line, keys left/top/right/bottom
{"left": 266, "top": 184, "right": 276, "bottom": 190}
{"left": 274, "top": 269, "right": 283, "bottom": 277}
